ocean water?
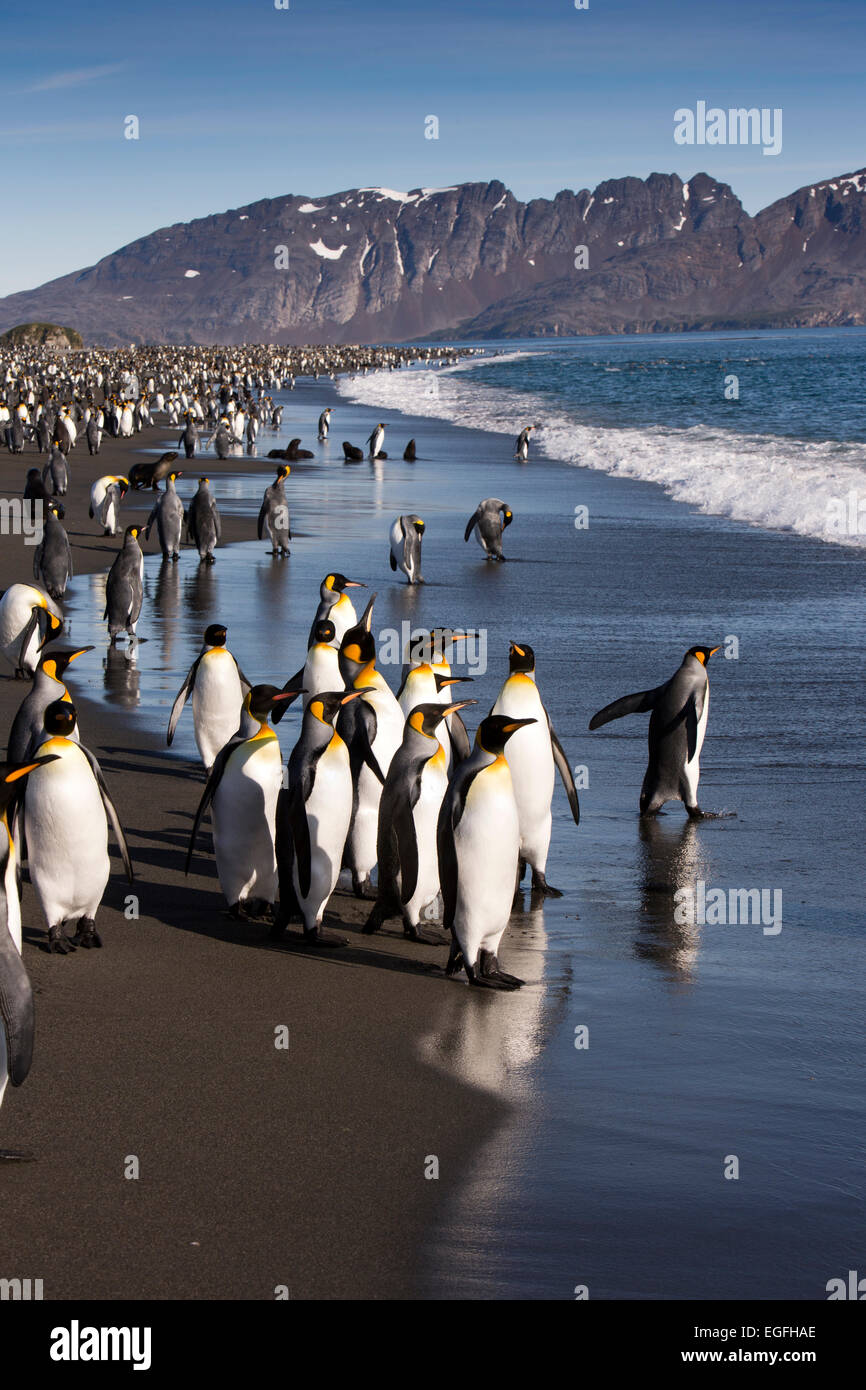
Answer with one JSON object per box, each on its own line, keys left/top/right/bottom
{"left": 63, "top": 330, "right": 866, "bottom": 1299}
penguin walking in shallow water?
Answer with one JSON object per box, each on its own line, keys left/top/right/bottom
{"left": 336, "top": 618, "right": 405, "bottom": 897}
{"left": 0, "top": 585, "right": 64, "bottom": 679}
{"left": 366, "top": 422, "right": 386, "bottom": 459}
{"left": 257, "top": 465, "right": 291, "bottom": 556}
{"left": 104, "top": 526, "right": 144, "bottom": 645}
{"left": 588, "top": 646, "right": 721, "bottom": 817}
{"left": 308, "top": 572, "right": 366, "bottom": 648}
{"left": 23, "top": 701, "right": 133, "bottom": 954}
{"left": 318, "top": 407, "right": 331, "bottom": 440}
{"left": 515, "top": 425, "right": 534, "bottom": 460}
{"left": 32, "top": 503, "right": 73, "bottom": 601}
{"left": 464, "top": 498, "right": 513, "bottom": 560}
{"left": 274, "top": 689, "right": 366, "bottom": 945}
{"left": 0, "top": 756, "right": 58, "bottom": 1156}
{"left": 491, "top": 642, "right": 581, "bottom": 895}
{"left": 438, "top": 714, "right": 536, "bottom": 989}
{"left": 89, "top": 475, "right": 128, "bottom": 536}
{"left": 145, "top": 471, "right": 184, "bottom": 561}
{"left": 186, "top": 685, "right": 296, "bottom": 919}
{"left": 389, "top": 514, "right": 425, "bottom": 584}
{"left": 179, "top": 413, "right": 199, "bottom": 459}
{"left": 364, "top": 698, "right": 475, "bottom": 944}
{"left": 168, "top": 624, "right": 252, "bottom": 772}
{"left": 7, "top": 646, "right": 91, "bottom": 763}
{"left": 186, "top": 476, "right": 221, "bottom": 563}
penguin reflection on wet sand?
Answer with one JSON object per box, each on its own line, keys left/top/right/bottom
{"left": 492, "top": 642, "right": 580, "bottom": 896}
{"left": 389, "top": 514, "right": 425, "bottom": 584}
{"left": 464, "top": 498, "right": 513, "bottom": 561}
{"left": 364, "top": 699, "right": 475, "bottom": 944}
{"left": 186, "top": 685, "right": 297, "bottom": 920}
{"left": 438, "top": 714, "right": 536, "bottom": 989}
{"left": 22, "top": 701, "right": 133, "bottom": 954}
{"left": 589, "top": 645, "right": 722, "bottom": 817}
{"left": 0, "top": 757, "right": 58, "bottom": 1158}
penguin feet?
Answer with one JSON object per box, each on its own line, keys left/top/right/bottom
{"left": 351, "top": 873, "right": 377, "bottom": 900}
{"left": 303, "top": 925, "right": 348, "bottom": 948}
{"left": 466, "top": 963, "right": 520, "bottom": 991}
{"left": 205, "top": 554, "right": 216, "bottom": 565}
{"left": 530, "top": 871, "right": 563, "bottom": 898}
{"left": 47, "top": 924, "right": 76, "bottom": 954}
{"left": 72, "top": 918, "right": 102, "bottom": 949}
{"left": 478, "top": 950, "right": 524, "bottom": 989}
{"left": 403, "top": 923, "right": 444, "bottom": 946}
{"left": 445, "top": 942, "right": 464, "bottom": 977}
{"left": 361, "top": 901, "right": 386, "bottom": 935}
{"left": 686, "top": 805, "right": 705, "bottom": 820}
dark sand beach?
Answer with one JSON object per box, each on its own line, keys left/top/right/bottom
{"left": 2, "top": 357, "right": 864, "bottom": 1300}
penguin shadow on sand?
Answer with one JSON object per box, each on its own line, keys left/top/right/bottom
{"left": 634, "top": 816, "right": 710, "bottom": 983}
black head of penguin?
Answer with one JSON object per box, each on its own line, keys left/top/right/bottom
{"left": 123, "top": 525, "right": 141, "bottom": 543}
{"left": 508, "top": 641, "right": 535, "bottom": 674}
{"left": 312, "top": 619, "right": 336, "bottom": 645}
{"left": 410, "top": 516, "right": 425, "bottom": 535}
{"left": 307, "top": 688, "right": 364, "bottom": 727}
{"left": 247, "top": 684, "right": 301, "bottom": 722}
{"left": 339, "top": 625, "right": 377, "bottom": 682}
{"left": 324, "top": 572, "right": 365, "bottom": 596}
{"left": 407, "top": 699, "right": 477, "bottom": 739}
{"left": 0, "top": 756, "right": 60, "bottom": 815}
{"left": 40, "top": 645, "right": 94, "bottom": 680}
{"left": 476, "top": 714, "right": 536, "bottom": 755}
{"left": 502, "top": 507, "right": 514, "bottom": 529}
{"left": 687, "top": 645, "right": 720, "bottom": 666}
{"left": 43, "top": 698, "right": 77, "bottom": 738}
{"left": 204, "top": 623, "right": 227, "bottom": 647}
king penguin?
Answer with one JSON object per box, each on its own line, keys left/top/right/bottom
{"left": 144, "top": 471, "right": 185, "bottom": 561}
{"left": 186, "top": 685, "right": 296, "bottom": 919}
{"left": 588, "top": 645, "right": 721, "bottom": 817}
{"left": 0, "top": 756, "right": 58, "bottom": 1157}
{"left": 32, "top": 503, "right": 73, "bottom": 601}
{"left": 366, "top": 422, "right": 386, "bottom": 459}
{"left": 491, "top": 641, "right": 580, "bottom": 895}
{"left": 273, "top": 619, "right": 341, "bottom": 722}
{"left": 438, "top": 713, "right": 536, "bottom": 989}
{"left": 336, "top": 616, "right": 405, "bottom": 897}
{"left": 168, "top": 624, "right": 252, "bottom": 772}
{"left": 8, "top": 646, "right": 92, "bottom": 763}
{"left": 186, "top": 476, "right": 220, "bottom": 564}
{"left": 257, "top": 465, "right": 291, "bottom": 556}
{"left": 274, "top": 689, "right": 365, "bottom": 946}
{"left": 104, "top": 526, "right": 144, "bottom": 645}
{"left": 463, "top": 499, "right": 513, "bottom": 561}
{"left": 308, "top": 572, "right": 366, "bottom": 648}
{"left": 23, "top": 701, "right": 133, "bottom": 954}
{"left": 389, "top": 514, "right": 425, "bottom": 584}
{"left": 397, "top": 656, "right": 470, "bottom": 772}
{"left": 0, "top": 585, "right": 64, "bottom": 679}
{"left": 89, "top": 475, "right": 128, "bottom": 536}
{"left": 317, "top": 407, "right": 331, "bottom": 440}
{"left": 364, "top": 698, "right": 475, "bottom": 943}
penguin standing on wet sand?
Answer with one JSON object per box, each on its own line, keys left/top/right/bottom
{"left": 491, "top": 642, "right": 581, "bottom": 895}
{"left": 179, "top": 413, "right": 199, "bottom": 459}
{"left": 367, "top": 422, "right": 386, "bottom": 459}
{"left": 318, "top": 408, "right": 331, "bottom": 440}
{"left": 308, "top": 572, "right": 366, "bottom": 647}
{"left": 515, "top": 425, "right": 534, "bottom": 460}
{"left": 274, "top": 689, "right": 366, "bottom": 945}
{"left": 0, "top": 756, "right": 58, "bottom": 1155}
{"left": 186, "top": 685, "right": 297, "bottom": 919}
{"left": 257, "top": 465, "right": 291, "bottom": 556}
{"left": 23, "top": 701, "right": 133, "bottom": 954}
{"left": 464, "top": 498, "right": 513, "bottom": 561}
{"left": 89, "top": 475, "right": 129, "bottom": 536}
{"left": 186, "top": 476, "right": 221, "bottom": 563}
{"left": 364, "top": 699, "right": 475, "bottom": 943}
{"left": 32, "top": 503, "right": 73, "bottom": 601}
{"left": 389, "top": 514, "right": 425, "bottom": 584}
{"left": 104, "top": 526, "right": 144, "bottom": 644}
{"left": 438, "top": 714, "right": 536, "bottom": 989}
{"left": 168, "top": 624, "right": 252, "bottom": 772}
{"left": 145, "top": 471, "right": 185, "bottom": 561}
{"left": 7, "top": 646, "right": 92, "bottom": 763}
{"left": 588, "top": 645, "right": 721, "bottom": 817}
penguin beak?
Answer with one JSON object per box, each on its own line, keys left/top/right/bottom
{"left": 442, "top": 700, "right": 477, "bottom": 716}
{"left": 502, "top": 718, "right": 536, "bottom": 733}
{"left": 511, "top": 643, "right": 526, "bottom": 656}
{"left": 344, "top": 580, "right": 365, "bottom": 588}
{"left": 339, "top": 690, "right": 365, "bottom": 704}
{"left": 68, "top": 646, "right": 95, "bottom": 663}
{"left": 3, "top": 756, "right": 58, "bottom": 783}
{"left": 436, "top": 675, "right": 471, "bottom": 689}
{"left": 271, "top": 689, "right": 304, "bottom": 704}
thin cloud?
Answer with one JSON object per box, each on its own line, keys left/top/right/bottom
{"left": 27, "top": 64, "right": 124, "bottom": 92}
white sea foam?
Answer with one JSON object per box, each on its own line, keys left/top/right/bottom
{"left": 336, "top": 357, "right": 866, "bottom": 547}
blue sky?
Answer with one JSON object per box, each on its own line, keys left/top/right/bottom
{"left": 0, "top": 0, "right": 862, "bottom": 295}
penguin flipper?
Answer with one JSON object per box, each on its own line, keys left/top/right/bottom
{"left": 80, "top": 746, "right": 134, "bottom": 883}
{"left": 256, "top": 500, "right": 268, "bottom": 540}
{"left": 271, "top": 668, "right": 304, "bottom": 725}
{"left": 167, "top": 660, "right": 198, "bottom": 745}
{"left": 684, "top": 690, "right": 703, "bottom": 763}
{"left": 286, "top": 780, "right": 313, "bottom": 900}
{"left": 395, "top": 774, "right": 423, "bottom": 905}
{"left": 389, "top": 552, "right": 397, "bottom": 571}
{"left": 447, "top": 712, "right": 472, "bottom": 765}
{"left": 235, "top": 663, "right": 254, "bottom": 696}
{"left": 359, "top": 594, "right": 377, "bottom": 631}
{"left": 0, "top": 917, "right": 34, "bottom": 1087}
{"left": 18, "top": 609, "right": 40, "bottom": 674}
{"left": 549, "top": 721, "right": 580, "bottom": 826}
{"left": 186, "top": 739, "right": 236, "bottom": 873}
{"left": 463, "top": 509, "right": 481, "bottom": 543}
{"left": 588, "top": 685, "right": 663, "bottom": 730}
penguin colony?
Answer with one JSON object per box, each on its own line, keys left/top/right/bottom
{"left": 0, "top": 341, "right": 723, "bottom": 1156}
